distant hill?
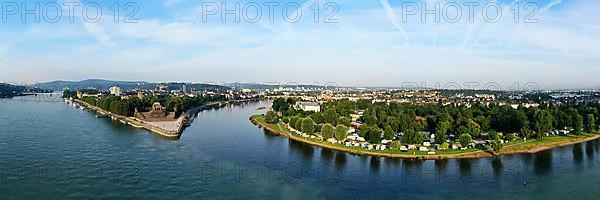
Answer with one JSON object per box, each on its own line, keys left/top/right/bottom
{"left": 0, "top": 83, "right": 50, "bottom": 98}
{"left": 34, "top": 79, "right": 229, "bottom": 92}
{"left": 33, "top": 79, "right": 152, "bottom": 91}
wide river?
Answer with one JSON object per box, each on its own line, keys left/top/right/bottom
{"left": 1, "top": 95, "right": 599, "bottom": 199}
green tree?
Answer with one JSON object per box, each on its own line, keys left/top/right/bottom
{"left": 282, "top": 117, "right": 290, "bottom": 124}
{"left": 272, "top": 98, "right": 291, "bottom": 112}
{"left": 301, "top": 117, "right": 316, "bottom": 134}
{"left": 383, "top": 125, "right": 395, "bottom": 140}
{"left": 368, "top": 130, "right": 382, "bottom": 144}
{"left": 574, "top": 114, "right": 584, "bottom": 135}
{"left": 110, "top": 101, "right": 122, "bottom": 115}
{"left": 357, "top": 99, "right": 371, "bottom": 110}
{"left": 520, "top": 126, "right": 532, "bottom": 139}
{"left": 323, "top": 108, "right": 339, "bottom": 125}
{"left": 488, "top": 130, "right": 500, "bottom": 140}
{"left": 459, "top": 134, "right": 472, "bottom": 148}
{"left": 294, "top": 118, "right": 303, "bottom": 130}
{"left": 533, "top": 110, "right": 554, "bottom": 139}
{"left": 403, "top": 128, "right": 423, "bottom": 145}
{"left": 466, "top": 119, "right": 481, "bottom": 138}
{"left": 492, "top": 139, "right": 503, "bottom": 152}
{"left": 585, "top": 114, "right": 596, "bottom": 132}
{"left": 285, "top": 107, "right": 297, "bottom": 116}
{"left": 359, "top": 125, "right": 369, "bottom": 137}
{"left": 335, "top": 125, "right": 348, "bottom": 141}
{"left": 290, "top": 116, "right": 301, "bottom": 128}
{"left": 309, "top": 113, "right": 324, "bottom": 124}
{"left": 338, "top": 116, "right": 351, "bottom": 127}
{"left": 264, "top": 111, "right": 279, "bottom": 124}
{"left": 321, "top": 123, "right": 335, "bottom": 139}
{"left": 475, "top": 115, "right": 491, "bottom": 131}
{"left": 363, "top": 114, "right": 378, "bottom": 125}
{"left": 434, "top": 120, "right": 450, "bottom": 144}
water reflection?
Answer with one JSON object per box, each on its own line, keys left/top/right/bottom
{"left": 458, "top": 159, "right": 472, "bottom": 178}
{"left": 320, "top": 148, "right": 334, "bottom": 162}
{"left": 400, "top": 159, "right": 423, "bottom": 183}
{"left": 262, "top": 129, "right": 278, "bottom": 143}
{"left": 334, "top": 152, "right": 347, "bottom": 171}
{"left": 369, "top": 157, "right": 381, "bottom": 173}
{"left": 288, "top": 139, "right": 314, "bottom": 163}
{"left": 533, "top": 150, "right": 552, "bottom": 175}
{"left": 491, "top": 158, "right": 503, "bottom": 178}
{"left": 386, "top": 158, "right": 401, "bottom": 168}
{"left": 572, "top": 143, "right": 583, "bottom": 165}
{"left": 435, "top": 159, "right": 448, "bottom": 178}
{"left": 585, "top": 141, "right": 595, "bottom": 159}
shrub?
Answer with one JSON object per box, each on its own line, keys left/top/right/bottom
{"left": 505, "top": 134, "right": 517, "bottom": 141}
{"left": 459, "top": 134, "right": 472, "bottom": 148}
{"left": 390, "top": 141, "right": 401, "bottom": 150}
{"left": 441, "top": 142, "right": 449, "bottom": 150}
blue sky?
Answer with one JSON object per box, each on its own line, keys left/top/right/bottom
{"left": 0, "top": 0, "right": 599, "bottom": 89}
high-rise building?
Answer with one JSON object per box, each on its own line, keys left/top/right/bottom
{"left": 109, "top": 86, "right": 121, "bottom": 96}
{"left": 137, "top": 90, "right": 144, "bottom": 100}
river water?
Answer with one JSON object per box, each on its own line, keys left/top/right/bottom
{"left": 1, "top": 96, "right": 599, "bottom": 199}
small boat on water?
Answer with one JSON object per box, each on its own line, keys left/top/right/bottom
{"left": 256, "top": 106, "right": 267, "bottom": 110}
{"left": 95, "top": 114, "right": 109, "bottom": 118}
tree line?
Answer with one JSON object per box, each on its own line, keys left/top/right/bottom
{"left": 65, "top": 90, "right": 225, "bottom": 117}
{"left": 268, "top": 98, "right": 600, "bottom": 146}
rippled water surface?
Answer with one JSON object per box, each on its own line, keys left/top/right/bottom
{"left": 1, "top": 96, "right": 600, "bottom": 199}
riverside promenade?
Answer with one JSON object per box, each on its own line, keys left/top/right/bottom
{"left": 73, "top": 98, "right": 262, "bottom": 138}
{"left": 74, "top": 99, "right": 186, "bottom": 138}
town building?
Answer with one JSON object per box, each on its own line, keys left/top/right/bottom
{"left": 109, "top": 86, "right": 121, "bottom": 96}
{"left": 294, "top": 101, "right": 321, "bottom": 112}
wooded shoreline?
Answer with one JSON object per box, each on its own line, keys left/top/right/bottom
{"left": 251, "top": 115, "right": 600, "bottom": 160}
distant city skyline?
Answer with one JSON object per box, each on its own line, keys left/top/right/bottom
{"left": 1, "top": 0, "right": 599, "bottom": 90}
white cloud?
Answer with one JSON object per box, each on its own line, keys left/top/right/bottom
{"left": 110, "top": 20, "right": 242, "bottom": 47}
{"left": 83, "top": 23, "right": 115, "bottom": 47}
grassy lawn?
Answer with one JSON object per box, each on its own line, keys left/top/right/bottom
{"left": 501, "top": 133, "right": 599, "bottom": 153}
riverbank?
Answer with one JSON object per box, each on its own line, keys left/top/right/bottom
{"left": 74, "top": 99, "right": 184, "bottom": 138}
{"left": 73, "top": 98, "right": 264, "bottom": 138}
{"left": 499, "top": 133, "right": 600, "bottom": 155}
{"left": 250, "top": 114, "right": 600, "bottom": 160}
{"left": 251, "top": 115, "right": 491, "bottom": 159}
